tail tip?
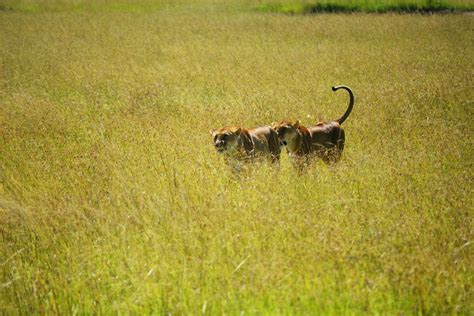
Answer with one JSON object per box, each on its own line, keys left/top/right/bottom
{"left": 332, "top": 86, "right": 337, "bottom": 91}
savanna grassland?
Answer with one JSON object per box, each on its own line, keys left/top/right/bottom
{"left": 0, "top": 0, "right": 473, "bottom": 314}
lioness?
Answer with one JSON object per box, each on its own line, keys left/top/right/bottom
{"left": 272, "top": 85, "right": 354, "bottom": 167}
{"left": 210, "top": 126, "right": 281, "bottom": 166}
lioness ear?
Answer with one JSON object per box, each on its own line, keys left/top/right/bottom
{"left": 271, "top": 122, "right": 276, "bottom": 127}
{"left": 210, "top": 129, "right": 216, "bottom": 136}
{"left": 293, "top": 120, "right": 300, "bottom": 128}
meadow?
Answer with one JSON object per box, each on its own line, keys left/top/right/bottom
{"left": 1, "top": 0, "right": 473, "bottom": 314}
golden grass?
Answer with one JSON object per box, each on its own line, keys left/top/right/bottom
{"left": 0, "top": 1, "right": 473, "bottom": 314}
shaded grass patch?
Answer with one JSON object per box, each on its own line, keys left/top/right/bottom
{"left": 256, "top": 1, "right": 474, "bottom": 14}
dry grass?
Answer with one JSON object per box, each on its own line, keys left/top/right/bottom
{"left": 0, "top": 1, "right": 473, "bottom": 314}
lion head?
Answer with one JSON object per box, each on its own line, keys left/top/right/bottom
{"left": 210, "top": 127, "right": 243, "bottom": 154}
{"left": 271, "top": 120, "right": 300, "bottom": 147}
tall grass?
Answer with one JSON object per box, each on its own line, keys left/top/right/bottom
{"left": 1, "top": 0, "right": 473, "bottom": 314}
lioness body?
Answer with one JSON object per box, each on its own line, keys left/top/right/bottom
{"left": 273, "top": 85, "right": 354, "bottom": 167}
{"left": 274, "top": 120, "right": 345, "bottom": 165}
{"left": 211, "top": 125, "right": 280, "bottom": 164}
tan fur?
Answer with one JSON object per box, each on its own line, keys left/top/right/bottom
{"left": 210, "top": 125, "right": 281, "bottom": 164}
{"left": 272, "top": 85, "right": 354, "bottom": 168}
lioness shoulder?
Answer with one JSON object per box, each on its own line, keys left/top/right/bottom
{"left": 210, "top": 125, "right": 280, "bottom": 163}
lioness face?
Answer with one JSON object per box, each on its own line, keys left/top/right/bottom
{"left": 272, "top": 121, "right": 300, "bottom": 147}
{"left": 210, "top": 127, "right": 242, "bottom": 154}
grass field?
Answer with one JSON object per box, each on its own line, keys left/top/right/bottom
{"left": 1, "top": 0, "right": 473, "bottom": 314}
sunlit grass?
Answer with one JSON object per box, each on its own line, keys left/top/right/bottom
{"left": 0, "top": 1, "right": 473, "bottom": 314}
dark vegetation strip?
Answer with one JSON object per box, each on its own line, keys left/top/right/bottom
{"left": 257, "top": 1, "right": 474, "bottom": 14}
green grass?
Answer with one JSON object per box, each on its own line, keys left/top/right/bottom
{"left": 1, "top": 0, "right": 473, "bottom": 314}
{"left": 0, "top": 0, "right": 166, "bottom": 13}
{"left": 257, "top": 0, "right": 474, "bottom": 14}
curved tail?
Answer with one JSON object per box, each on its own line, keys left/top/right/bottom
{"left": 332, "top": 85, "right": 354, "bottom": 125}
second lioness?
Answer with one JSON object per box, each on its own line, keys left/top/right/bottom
{"left": 210, "top": 125, "right": 280, "bottom": 164}
{"left": 272, "top": 85, "right": 355, "bottom": 167}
